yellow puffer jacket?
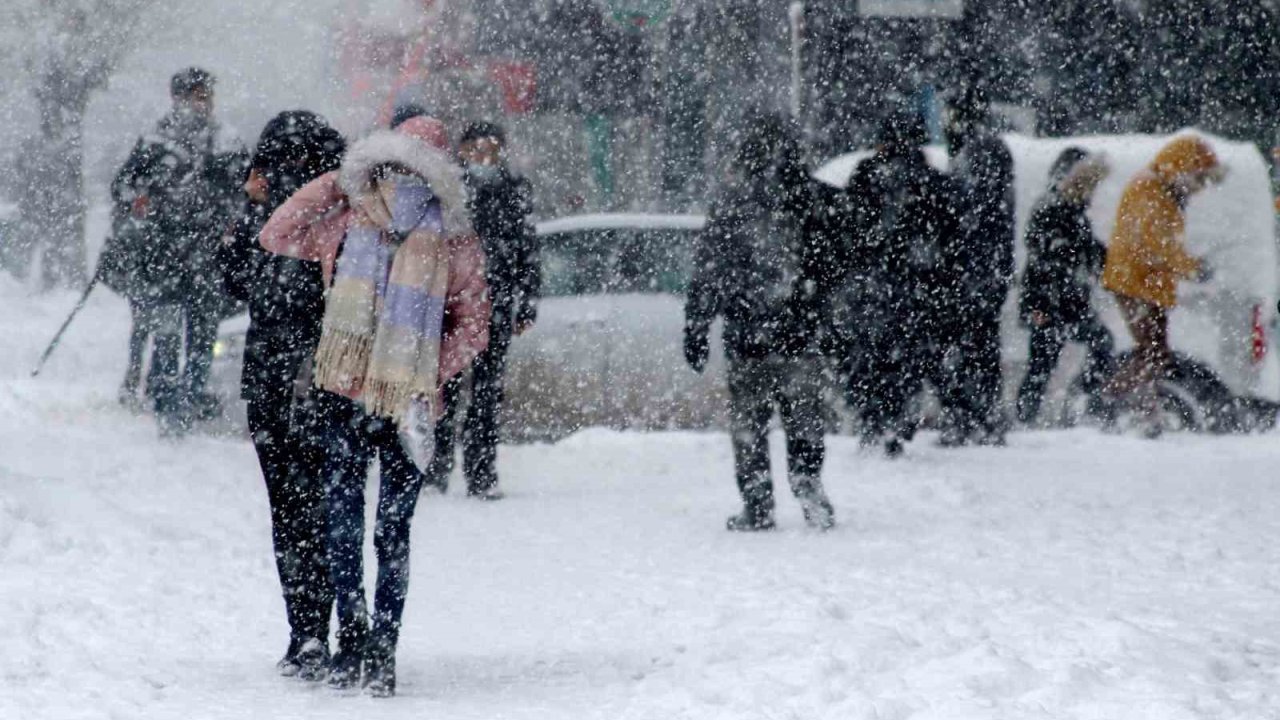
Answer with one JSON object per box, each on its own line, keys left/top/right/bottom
{"left": 1101, "top": 136, "right": 1216, "bottom": 308}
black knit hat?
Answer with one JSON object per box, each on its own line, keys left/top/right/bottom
{"left": 460, "top": 121, "right": 506, "bottom": 146}
{"left": 390, "top": 103, "right": 431, "bottom": 129}
{"left": 251, "top": 110, "right": 345, "bottom": 181}
{"left": 170, "top": 67, "right": 214, "bottom": 97}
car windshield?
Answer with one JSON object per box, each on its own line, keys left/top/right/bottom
{"left": 540, "top": 228, "right": 697, "bottom": 297}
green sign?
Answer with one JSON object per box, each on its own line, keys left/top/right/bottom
{"left": 606, "top": 0, "right": 671, "bottom": 31}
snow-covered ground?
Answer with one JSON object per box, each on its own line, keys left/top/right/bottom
{"left": 5, "top": 276, "right": 1280, "bottom": 719}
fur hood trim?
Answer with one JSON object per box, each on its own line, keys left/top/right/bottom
{"left": 338, "top": 130, "right": 472, "bottom": 236}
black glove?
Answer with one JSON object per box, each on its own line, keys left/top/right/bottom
{"left": 684, "top": 326, "right": 710, "bottom": 373}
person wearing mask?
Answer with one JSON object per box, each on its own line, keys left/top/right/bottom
{"left": 220, "top": 110, "right": 345, "bottom": 680}
{"left": 1101, "top": 135, "right": 1223, "bottom": 437}
{"left": 684, "top": 113, "right": 835, "bottom": 532}
{"left": 260, "top": 115, "right": 490, "bottom": 697}
{"left": 423, "top": 121, "right": 537, "bottom": 500}
{"left": 1015, "top": 148, "right": 1115, "bottom": 426}
{"left": 839, "top": 109, "right": 958, "bottom": 458}
{"left": 942, "top": 91, "right": 1016, "bottom": 446}
{"left": 111, "top": 67, "right": 247, "bottom": 433}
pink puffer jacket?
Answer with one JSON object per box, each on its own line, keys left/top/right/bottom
{"left": 259, "top": 116, "right": 490, "bottom": 386}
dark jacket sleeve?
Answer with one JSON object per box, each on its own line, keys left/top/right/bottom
{"left": 684, "top": 202, "right": 734, "bottom": 338}
{"left": 512, "top": 177, "right": 541, "bottom": 323}
{"left": 1019, "top": 204, "right": 1055, "bottom": 321}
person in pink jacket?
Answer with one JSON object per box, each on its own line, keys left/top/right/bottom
{"left": 259, "top": 115, "right": 489, "bottom": 698}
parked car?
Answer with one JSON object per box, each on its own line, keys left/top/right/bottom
{"left": 502, "top": 212, "right": 727, "bottom": 440}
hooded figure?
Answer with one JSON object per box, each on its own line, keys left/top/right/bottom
{"left": 684, "top": 113, "right": 836, "bottom": 532}
{"left": 259, "top": 115, "right": 490, "bottom": 697}
{"left": 941, "top": 94, "right": 1016, "bottom": 446}
{"left": 839, "top": 109, "right": 958, "bottom": 457}
{"left": 1101, "top": 135, "right": 1221, "bottom": 436}
{"left": 219, "top": 110, "right": 345, "bottom": 682}
{"left": 1015, "top": 147, "right": 1115, "bottom": 425}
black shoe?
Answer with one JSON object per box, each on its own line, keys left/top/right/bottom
{"left": 294, "top": 637, "right": 330, "bottom": 682}
{"left": 188, "top": 391, "right": 222, "bottom": 421}
{"left": 276, "top": 637, "right": 303, "bottom": 677}
{"left": 326, "top": 648, "right": 363, "bottom": 690}
{"left": 884, "top": 438, "right": 904, "bottom": 459}
{"left": 467, "top": 486, "right": 505, "bottom": 501}
{"left": 363, "top": 652, "right": 396, "bottom": 698}
{"left": 726, "top": 507, "right": 776, "bottom": 532}
{"left": 798, "top": 491, "right": 836, "bottom": 531}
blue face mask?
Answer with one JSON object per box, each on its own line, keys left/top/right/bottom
{"left": 383, "top": 172, "right": 437, "bottom": 234}
{"left": 466, "top": 162, "right": 501, "bottom": 184}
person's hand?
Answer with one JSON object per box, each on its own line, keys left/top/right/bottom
{"left": 514, "top": 305, "right": 537, "bottom": 336}
{"left": 1193, "top": 260, "right": 1214, "bottom": 283}
{"left": 244, "top": 168, "right": 269, "bottom": 204}
{"left": 684, "top": 327, "right": 710, "bottom": 373}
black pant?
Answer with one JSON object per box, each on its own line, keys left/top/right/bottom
{"left": 183, "top": 303, "right": 219, "bottom": 398}
{"left": 1016, "top": 314, "right": 1115, "bottom": 424}
{"left": 853, "top": 303, "right": 949, "bottom": 442}
{"left": 247, "top": 384, "right": 332, "bottom": 645}
{"left": 427, "top": 303, "right": 514, "bottom": 494}
{"left": 317, "top": 391, "right": 427, "bottom": 657}
{"left": 945, "top": 302, "right": 1005, "bottom": 438}
{"left": 124, "top": 301, "right": 183, "bottom": 412}
{"left": 727, "top": 356, "right": 826, "bottom": 513}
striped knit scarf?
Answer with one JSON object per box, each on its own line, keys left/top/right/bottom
{"left": 313, "top": 176, "right": 451, "bottom": 424}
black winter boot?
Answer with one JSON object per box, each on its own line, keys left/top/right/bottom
{"left": 363, "top": 650, "right": 396, "bottom": 698}
{"left": 276, "top": 636, "right": 303, "bottom": 677}
{"left": 294, "top": 637, "right": 330, "bottom": 682}
{"left": 726, "top": 504, "right": 776, "bottom": 532}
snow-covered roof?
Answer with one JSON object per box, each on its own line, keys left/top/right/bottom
{"left": 534, "top": 213, "right": 706, "bottom": 236}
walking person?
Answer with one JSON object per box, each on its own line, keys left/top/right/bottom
{"left": 941, "top": 91, "right": 1016, "bottom": 446}
{"left": 260, "top": 115, "right": 490, "bottom": 697}
{"left": 684, "top": 113, "right": 835, "bottom": 532}
{"left": 111, "top": 67, "right": 246, "bottom": 432}
{"left": 1101, "top": 135, "right": 1223, "bottom": 437}
{"left": 220, "top": 110, "right": 346, "bottom": 679}
{"left": 1015, "top": 148, "right": 1115, "bottom": 426}
{"left": 839, "top": 110, "right": 957, "bottom": 457}
{"left": 425, "top": 121, "right": 539, "bottom": 500}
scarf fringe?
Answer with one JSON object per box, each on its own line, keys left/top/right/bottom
{"left": 362, "top": 378, "right": 427, "bottom": 423}
{"left": 313, "top": 329, "right": 373, "bottom": 396}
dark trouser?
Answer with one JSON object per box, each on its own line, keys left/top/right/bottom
{"left": 318, "top": 390, "right": 426, "bottom": 658}
{"left": 727, "top": 356, "right": 825, "bottom": 514}
{"left": 1016, "top": 314, "right": 1115, "bottom": 424}
{"left": 1107, "top": 295, "right": 1170, "bottom": 421}
{"left": 428, "top": 303, "right": 514, "bottom": 494}
{"left": 183, "top": 303, "right": 219, "bottom": 398}
{"left": 247, "top": 383, "right": 332, "bottom": 645}
{"left": 124, "top": 302, "right": 183, "bottom": 412}
{"left": 854, "top": 302, "right": 948, "bottom": 442}
{"left": 945, "top": 302, "right": 1006, "bottom": 438}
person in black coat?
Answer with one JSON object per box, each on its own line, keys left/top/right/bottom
{"left": 219, "top": 110, "right": 345, "bottom": 680}
{"left": 424, "top": 121, "right": 539, "bottom": 500}
{"left": 1015, "top": 147, "right": 1115, "bottom": 425}
{"left": 684, "top": 113, "right": 836, "bottom": 532}
{"left": 112, "top": 68, "right": 247, "bottom": 432}
{"left": 941, "top": 93, "right": 1016, "bottom": 445}
{"left": 839, "top": 110, "right": 959, "bottom": 457}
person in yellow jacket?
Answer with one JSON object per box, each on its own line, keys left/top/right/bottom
{"left": 1101, "top": 135, "right": 1225, "bottom": 436}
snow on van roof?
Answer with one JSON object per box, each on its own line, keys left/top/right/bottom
{"left": 535, "top": 213, "right": 706, "bottom": 236}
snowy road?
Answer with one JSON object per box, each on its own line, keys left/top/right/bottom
{"left": 4, "top": 278, "right": 1280, "bottom": 719}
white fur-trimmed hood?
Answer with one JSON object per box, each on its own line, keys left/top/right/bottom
{"left": 338, "top": 130, "right": 472, "bottom": 236}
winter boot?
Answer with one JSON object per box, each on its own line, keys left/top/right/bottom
{"left": 294, "top": 637, "right": 330, "bottom": 682}
{"left": 725, "top": 503, "right": 776, "bottom": 532}
{"left": 276, "top": 636, "right": 303, "bottom": 677}
{"left": 363, "top": 649, "right": 396, "bottom": 698}
{"left": 797, "top": 490, "right": 836, "bottom": 532}
{"left": 326, "top": 648, "right": 363, "bottom": 690}
{"left": 467, "top": 486, "right": 505, "bottom": 501}
{"left": 883, "top": 437, "right": 905, "bottom": 459}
